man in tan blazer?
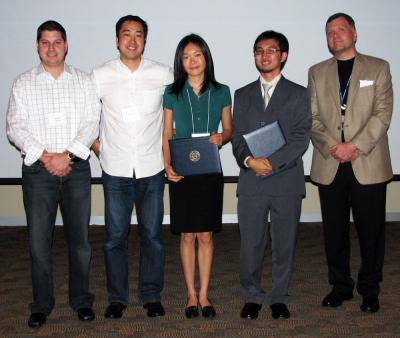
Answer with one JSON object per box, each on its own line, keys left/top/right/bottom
{"left": 308, "top": 13, "right": 393, "bottom": 313}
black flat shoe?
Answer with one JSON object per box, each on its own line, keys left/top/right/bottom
{"left": 143, "top": 301, "right": 165, "bottom": 317}
{"left": 240, "top": 303, "right": 262, "bottom": 319}
{"left": 28, "top": 313, "right": 47, "bottom": 328}
{"left": 322, "top": 290, "right": 353, "bottom": 307}
{"left": 77, "top": 307, "right": 95, "bottom": 321}
{"left": 270, "top": 303, "right": 290, "bottom": 319}
{"left": 185, "top": 305, "right": 199, "bottom": 319}
{"left": 200, "top": 305, "right": 216, "bottom": 318}
{"left": 360, "top": 295, "right": 379, "bottom": 313}
{"left": 104, "top": 302, "right": 126, "bottom": 319}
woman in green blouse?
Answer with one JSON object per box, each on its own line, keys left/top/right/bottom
{"left": 163, "top": 34, "right": 232, "bottom": 319}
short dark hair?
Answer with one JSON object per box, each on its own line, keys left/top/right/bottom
{"left": 253, "top": 30, "right": 289, "bottom": 70}
{"left": 37, "top": 20, "right": 67, "bottom": 42}
{"left": 115, "top": 15, "right": 148, "bottom": 39}
{"left": 169, "top": 34, "right": 220, "bottom": 97}
{"left": 326, "top": 13, "right": 356, "bottom": 31}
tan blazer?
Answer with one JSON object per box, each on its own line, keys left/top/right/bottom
{"left": 308, "top": 53, "right": 393, "bottom": 185}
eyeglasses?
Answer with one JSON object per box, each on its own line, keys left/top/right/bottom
{"left": 254, "top": 48, "right": 281, "bottom": 56}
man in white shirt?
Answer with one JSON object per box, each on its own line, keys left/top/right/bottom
{"left": 6, "top": 20, "right": 100, "bottom": 328}
{"left": 91, "top": 15, "right": 173, "bottom": 319}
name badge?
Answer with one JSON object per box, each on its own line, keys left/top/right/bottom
{"left": 191, "top": 132, "right": 210, "bottom": 138}
{"left": 46, "top": 113, "right": 66, "bottom": 127}
{"left": 122, "top": 106, "right": 140, "bottom": 122}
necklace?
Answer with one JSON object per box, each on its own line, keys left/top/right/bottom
{"left": 186, "top": 88, "right": 210, "bottom": 134}
{"left": 339, "top": 74, "right": 352, "bottom": 111}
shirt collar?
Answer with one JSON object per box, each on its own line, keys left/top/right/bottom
{"left": 36, "top": 63, "right": 72, "bottom": 79}
{"left": 184, "top": 80, "right": 214, "bottom": 95}
{"left": 117, "top": 57, "right": 144, "bottom": 74}
{"left": 64, "top": 63, "right": 73, "bottom": 75}
{"left": 259, "top": 73, "right": 281, "bottom": 87}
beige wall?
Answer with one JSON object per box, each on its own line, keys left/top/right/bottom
{"left": 1, "top": 181, "right": 399, "bottom": 223}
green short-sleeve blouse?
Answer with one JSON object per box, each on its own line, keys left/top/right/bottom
{"left": 163, "top": 81, "right": 231, "bottom": 139}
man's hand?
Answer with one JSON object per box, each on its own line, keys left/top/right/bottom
{"left": 330, "top": 142, "right": 359, "bottom": 163}
{"left": 247, "top": 157, "right": 273, "bottom": 176}
{"left": 38, "top": 150, "right": 50, "bottom": 165}
{"left": 91, "top": 139, "right": 100, "bottom": 157}
{"left": 40, "top": 152, "right": 72, "bottom": 176}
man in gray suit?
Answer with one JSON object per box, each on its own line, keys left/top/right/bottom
{"left": 232, "top": 30, "right": 311, "bottom": 320}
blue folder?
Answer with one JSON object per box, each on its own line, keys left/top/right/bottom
{"left": 169, "top": 136, "right": 221, "bottom": 176}
{"left": 243, "top": 121, "right": 286, "bottom": 158}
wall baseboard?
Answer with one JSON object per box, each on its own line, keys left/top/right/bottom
{"left": 1, "top": 213, "right": 400, "bottom": 226}
{"left": 2, "top": 175, "right": 400, "bottom": 185}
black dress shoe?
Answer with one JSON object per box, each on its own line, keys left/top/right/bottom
{"left": 360, "top": 295, "right": 379, "bottom": 313}
{"left": 77, "top": 307, "right": 95, "bottom": 321}
{"left": 143, "top": 301, "right": 165, "bottom": 317}
{"left": 185, "top": 305, "right": 199, "bottom": 319}
{"left": 240, "top": 303, "right": 262, "bottom": 319}
{"left": 104, "top": 302, "right": 126, "bottom": 319}
{"left": 270, "top": 303, "right": 290, "bottom": 319}
{"left": 200, "top": 305, "right": 216, "bottom": 318}
{"left": 322, "top": 290, "right": 353, "bottom": 307}
{"left": 28, "top": 313, "right": 47, "bottom": 328}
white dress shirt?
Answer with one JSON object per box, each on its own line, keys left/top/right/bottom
{"left": 91, "top": 58, "right": 173, "bottom": 179}
{"left": 6, "top": 63, "right": 101, "bottom": 166}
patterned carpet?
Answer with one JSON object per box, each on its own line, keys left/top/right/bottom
{"left": 0, "top": 222, "right": 399, "bottom": 337}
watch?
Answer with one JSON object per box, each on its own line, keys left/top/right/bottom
{"left": 67, "top": 152, "right": 76, "bottom": 160}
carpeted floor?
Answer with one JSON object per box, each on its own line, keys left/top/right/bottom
{"left": 0, "top": 222, "right": 399, "bottom": 337}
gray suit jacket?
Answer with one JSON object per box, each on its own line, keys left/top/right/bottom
{"left": 309, "top": 53, "right": 393, "bottom": 185}
{"left": 232, "top": 76, "right": 311, "bottom": 196}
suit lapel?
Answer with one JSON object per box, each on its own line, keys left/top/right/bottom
{"left": 266, "top": 76, "right": 287, "bottom": 118}
{"left": 249, "top": 80, "right": 265, "bottom": 115}
{"left": 326, "top": 59, "right": 341, "bottom": 112}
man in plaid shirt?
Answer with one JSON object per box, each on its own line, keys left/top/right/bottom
{"left": 6, "top": 20, "right": 100, "bottom": 328}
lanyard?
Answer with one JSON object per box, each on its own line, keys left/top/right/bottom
{"left": 339, "top": 74, "right": 352, "bottom": 111}
{"left": 186, "top": 88, "right": 210, "bottom": 135}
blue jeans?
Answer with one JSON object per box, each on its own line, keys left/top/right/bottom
{"left": 102, "top": 170, "right": 165, "bottom": 305}
{"left": 22, "top": 160, "right": 94, "bottom": 314}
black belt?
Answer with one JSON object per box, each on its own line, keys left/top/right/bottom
{"left": 70, "top": 157, "right": 83, "bottom": 163}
